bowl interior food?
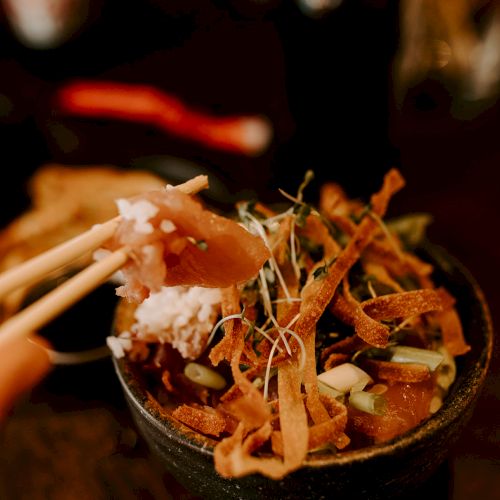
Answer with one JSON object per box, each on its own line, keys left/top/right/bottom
{"left": 112, "top": 243, "right": 493, "bottom": 500}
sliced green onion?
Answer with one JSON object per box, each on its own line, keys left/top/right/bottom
{"left": 349, "top": 391, "right": 386, "bottom": 416}
{"left": 436, "top": 346, "right": 456, "bottom": 391}
{"left": 317, "top": 363, "right": 372, "bottom": 393}
{"left": 184, "top": 362, "right": 226, "bottom": 390}
{"left": 388, "top": 346, "right": 444, "bottom": 371}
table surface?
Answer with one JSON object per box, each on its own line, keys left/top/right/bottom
{"left": 0, "top": 164, "right": 499, "bottom": 500}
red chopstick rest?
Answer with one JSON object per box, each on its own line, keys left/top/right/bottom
{"left": 57, "top": 81, "right": 272, "bottom": 156}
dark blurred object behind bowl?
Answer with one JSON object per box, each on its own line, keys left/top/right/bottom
{"left": 112, "top": 242, "right": 493, "bottom": 500}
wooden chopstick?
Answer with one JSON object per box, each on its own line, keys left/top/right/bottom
{"left": 0, "top": 247, "right": 130, "bottom": 347}
{"left": 0, "top": 175, "right": 208, "bottom": 301}
{"left": 0, "top": 217, "right": 120, "bottom": 301}
{"left": 0, "top": 175, "right": 208, "bottom": 348}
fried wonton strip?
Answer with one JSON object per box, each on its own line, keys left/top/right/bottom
{"left": 172, "top": 404, "right": 226, "bottom": 437}
{"left": 354, "top": 311, "right": 390, "bottom": 347}
{"left": 241, "top": 421, "right": 273, "bottom": 455}
{"left": 329, "top": 293, "right": 357, "bottom": 326}
{"left": 228, "top": 338, "right": 270, "bottom": 432}
{"left": 436, "top": 287, "right": 455, "bottom": 309}
{"left": 362, "top": 261, "right": 405, "bottom": 293}
{"left": 299, "top": 214, "right": 341, "bottom": 259}
{"left": 296, "top": 169, "right": 405, "bottom": 342}
{"left": 161, "top": 370, "right": 175, "bottom": 393}
{"left": 303, "top": 330, "right": 330, "bottom": 425}
{"left": 271, "top": 431, "right": 285, "bottom": 456}
{"left": 436, "top": 308, "right": 470, "bottom": 356}
{"left": 222, "top": 386, "right": 270, "bottom": 431}
{"left": 272, "top": 215, "right": 293, "bottom": 263}
{"left": 320, "top": 333, "right": 368, "bottom": 364}
{"left": 434, "top": 288, "right": 470, "bottom": 356}
{"left": 342, "top": 275, "right": 391, "bottom": 348}
{"left": 214, "top": 422, "right": 287, "bottom": 479}
{"left": 254, "top": 202, "right": 277, "bottom": 218}
{"left": 209, "top": 286, "right": 242, "bottom": 366}
{"left": 360, "top": 359, "right": 431, "bottom": 383}
{"left": 313, "top": 393, "right": 349, "bottom": 450}
{"left": 210, "top": 286, "right": 270, "bottom": 431}
{"left": 277, "top": 359, "right": 309, "bottom": 470}
{"left": 361, "top": 289, "right": 443, "bottom": 320}
{"left": 363, "top": 242, "right": 434, "bottom": 288}
{"left": 215, "top": 359, "right": 308, "bottom": 480}
{"left": 319, "top": 183, "right": 349, "bottom": 215}
{"left": 271, "top": 391, "right": 350, "bottom": 455}
{"left": 319, "top": 183, "right": 363, "bottom": 235}
{"left": 273, "top": 216, "right": 301, "bottom": 325}
{"left": 324, "top": 352, "right": 350, "bottom": 371}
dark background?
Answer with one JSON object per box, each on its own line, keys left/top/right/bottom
{"left": 0, "top": 1, "right": 499, "bottom": 498}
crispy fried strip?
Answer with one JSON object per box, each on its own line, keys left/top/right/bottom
{"left": 303, "top": 331, "right": 330, "bottom": 425}
{"left": 210, "top": 286, "right": 270, "bottom": 432}
{"left": 272, "top": 427, "right": 350, "bottom": 456}
{"left": 241, "top": 421, "right": 273, "bottom": 455}
{"left": 214, "top": 359, "right": 308, "bottom": 480}
{"left": 273, "top": 215, "right": 293, "bottom": 263}
{"left": 362, "top": 261, "right": 405, "bottom": 293}
{"left": 436, "top": 287, "right": 455, "bottom": 309}
{"left": 319, "top": 183, "right": 363, "bottom": 236}
{"left": 299, "top": 214, "right": 341, "bottom": 259}
{"left": 363, "top": 244, "right": 435, "bottom": 288}
{"left": 277, "top": 359, "right": 309, "bottom": 470}
{"left": 324, "top": 352, "right": 350, "bottom": 371}
{"left": 172, "top": 404, "right": 226, "bottom": 437}
{"left": 274, "top": 216, "right": 302, "bottom": 326}
{"left": 271, "top": 431, "right": 284, "bottom": 456}
{"left": 273, "top": 392, "right": 349, "bottom": 454}
{"left": 209, "top": 286, "right": 242, "bottom": 366}
{"left": 434, "top": 288, "right": 470, "bottom": 356}
{"left": 360, "top": 359, "right": 431, "bottom": 383}
{"left": 161, "top": 370, "right": 175, "bottom": 393}
{"left": 436, "top": 308, "right": 470, "bottom": 356}
{"left": 254, "top": 202, "right": 277, "bottom": 218}
{"left": 314, "top": 393, "right": 349, "bottom": 450}
{"left": 342, "top": 275, "right": 390, "bottom": 348}
{"left": 329, "top": 293, "right": 357, "bottom": 327}
{"left": 361, "top": 289, "right": 443, "bottom": 320}
{"left": 321, "top": 178, "right": 433, "bottom": 290}
{"left": 320, "top": 333, "right": 368, "bottom": 364}
{"left": 214, "top": 423, "right": 287, "bottom": 479}
{"left": 319, "top": 183, "right": 349, "bottom": 215}
{"left": 228, "top": 346, "right": 270, "bottom": 432}
{"left": 354, "top": 311, "right": 390, "bottom": 347}
{"left": 296, "top": 169, "right": 405, "bottom": 342}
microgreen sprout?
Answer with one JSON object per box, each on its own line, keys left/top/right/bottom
{"left": 296, "top": 170, "right": 315, "bottom": 202}
{"left": 263, "top": 313, "right": 304, "bottom": 402}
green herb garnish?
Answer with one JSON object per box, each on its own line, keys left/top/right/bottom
{"left": 293, "top": 203, "right": 312, "bottom": 228}
{"left": 313, "top": 257, "right": 337, "bottom": 280}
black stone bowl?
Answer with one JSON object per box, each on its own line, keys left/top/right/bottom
{"left": 112, "top": 243, "right": 493, "bottom": 499}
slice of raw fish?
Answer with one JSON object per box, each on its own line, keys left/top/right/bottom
{"left": 107, "top": 189, "right": 270, "bottom": 302}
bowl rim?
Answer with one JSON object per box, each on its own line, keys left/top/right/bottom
{"left": 112, "top": 242, "right": 494, "bottom": 469}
